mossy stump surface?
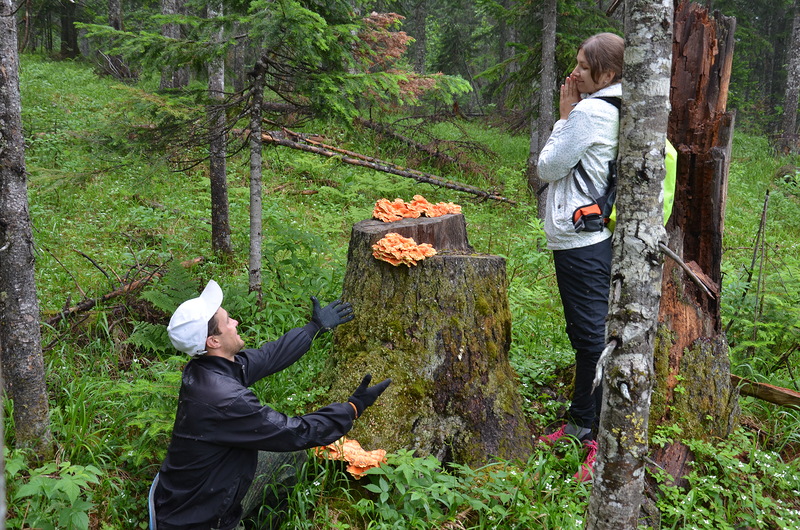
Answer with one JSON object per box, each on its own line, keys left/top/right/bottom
{"left": 326, "top": 214, "right": 532, "bottom": 465}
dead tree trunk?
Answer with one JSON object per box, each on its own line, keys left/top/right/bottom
{"left": 326, "top": 214, "right": 533, "bottom": 465}
{"left": 651, "top": 0, "right": 740, "bottom": 476}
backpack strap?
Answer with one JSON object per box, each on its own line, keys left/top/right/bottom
{"left": 573, "top": 161, "right": 603, "bottom": 202}
{"left": 595, "top": 96, "right": 621, "bottom": 110}
{"left": 572, "top": 95, "right": 620, "bottom": 201}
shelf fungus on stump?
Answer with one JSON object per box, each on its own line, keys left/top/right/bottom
{"left": 372, "top": 232, "right": 436, "bottom": 267}
{"left": 372, "top": 194, "right": 461, "bottom": 223}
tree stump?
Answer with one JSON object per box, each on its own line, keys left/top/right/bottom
{"left": 324, "top": 214, "right": 533, "bottom": 465}
{"left": 651, "top": 1, "right": 740, "bottom": 483}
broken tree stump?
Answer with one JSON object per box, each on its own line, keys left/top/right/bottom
{"left": 324, "top": 213, "right": 533, "bottom": 465}
{"left": 650, "top": 1, "right": 740, "bottom": 476}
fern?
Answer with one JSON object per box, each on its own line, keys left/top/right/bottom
{"left": 127, "top": 321, "right": 172, "bottom": 354}
{"left": 127, "top": 263, "right": 205, "bottom": 355}
{"left": 141, "top": 262, "right": 200, "bottom": 313}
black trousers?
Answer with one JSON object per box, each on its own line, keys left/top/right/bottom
{"left": 553, "top": 237, "right": 612, "bottom": 431}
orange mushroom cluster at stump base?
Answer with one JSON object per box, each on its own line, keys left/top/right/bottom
{"left": 314, "top": 437, "right": 387, "bottom": 479}
{"left": 372, "top": 232, "right": 436, "bottom": 266}
{"left": 372, "top": 194, "right": 462, "bottom": 223}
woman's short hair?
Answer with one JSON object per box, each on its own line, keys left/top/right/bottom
{"left": 580, "top": 32, "right": 625, "bottom": 83}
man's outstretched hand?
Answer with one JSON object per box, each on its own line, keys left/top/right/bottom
{"left": 348, "top": 374, "right": 392, "bottom": 418}
{"left": 311, "top": 296, "right": 355, "bottom": 332}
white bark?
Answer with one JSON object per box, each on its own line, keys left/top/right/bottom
{"left": 586, "top": 0, "right": 673, "bottom": 528}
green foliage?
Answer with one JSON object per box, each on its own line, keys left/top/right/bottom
{"left": 6, "top": 448, "right": 101, "bottom": 530}
{"left": 355, "top": 450, "right": 466, "bottom": 527}
{"left": 651, "top": 428, "right": 800, "bottom": 530}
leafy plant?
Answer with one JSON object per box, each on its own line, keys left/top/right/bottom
{"left": 6, "top": 448, "right": 101, "bottom": 530}
{"left": 650, "top": 429, "right": 800, "bottom": 530}
{"left": 355, "top": 450, "right": 467, "bottom": 527}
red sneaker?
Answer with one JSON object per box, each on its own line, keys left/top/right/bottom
{"left": 538, "top": 424, "right": 568, "bottom": 446}
{"left": 574, "top": 440, "right": 598, "bottom": 482}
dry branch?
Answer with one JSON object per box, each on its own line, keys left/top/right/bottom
{"left": 732, "top": 374, "right": 800, "bottom": 408}
{"left": 261, "top": 129, "right": 515, "bottom": 205}
{"left": 45, "top": 257, "right": 203, "bottom": 327}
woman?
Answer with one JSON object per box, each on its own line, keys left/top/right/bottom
{"left": 536, "top": 32, "right": 624, "bottom": 482}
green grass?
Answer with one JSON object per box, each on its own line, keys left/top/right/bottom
{"left": 6, "top": 54, "right": 800, "bottom": 529}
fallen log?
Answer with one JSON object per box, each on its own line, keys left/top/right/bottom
{"left": 260, "top": 129, "right": 515, "bottom": 205}
{"left": 45, "top": 257, "right": 203, "bottom": 326}
{"left": 731, "top": 374, "right": 800, "bottom": 408}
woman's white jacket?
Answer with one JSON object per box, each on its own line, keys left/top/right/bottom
{"left": 538, "top": 82, "right": 621, "bottom": 251}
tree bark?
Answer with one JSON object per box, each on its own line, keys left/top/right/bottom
{"left": 652, "top": 0, "right": 739, "bottom": 444}
{"left": 208, "top": 1, "right": 233, "bottom": 255}
{"left": 59, "top": 0, "right": 78, "bottom": 58}
{"left": 526, "top": 0, "right": 555, "bottom": 220}
{"left": 248, "top": 64, "right": 266, "bottom": 301}
{"left": 780, "top": 0, "right": 800, "bottom": 150}
{"left": 642, "top": 1, "right": 740, "bottom": 498}
{"left": 0, "top": 0, "right": 53, "bottom": 458}
{"left": 108, "top": 0, "right": 122, "bottom": 30}
{"left": 409, "top": 0, "right": 427, "bottom": 74}
{"left": 586, "top": 1, "right": 673, "bottom": 528}
{"left": 326, "top": 215, "right": 533, "bottom": 465}
{"left": 159, "top": 0, "right": 189, "bottom": 89}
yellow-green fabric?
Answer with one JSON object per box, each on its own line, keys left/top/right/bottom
{"left": 607, "top": 139, "right": 677, "bottom": 231}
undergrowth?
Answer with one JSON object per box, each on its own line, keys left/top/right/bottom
{"left": 5, "top": 54, "right": 800, "bottom": 529}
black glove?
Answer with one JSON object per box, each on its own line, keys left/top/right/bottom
{"left": 311, "top": 296, "right": 355, "bottom": 332}
{"left": 348, "top": 374, "right": 391, "bottom": 418}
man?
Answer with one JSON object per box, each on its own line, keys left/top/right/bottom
{"left": 153, "top": 280, "right": 391, "bottom": 529}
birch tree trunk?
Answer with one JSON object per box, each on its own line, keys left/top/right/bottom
{"left": 0, "top": 0, "right": 53, "bottom": 459}
{"left": 208, "top": 1, "right": 233, "bottom": 255}
{"left": 526, "top": 0, "right": 555, "bottom": 220}
{"left": 780, "top": 0, "right": 800, "bottom": 150}
{"left": 586, "top": 0, "right": 673, "bottom": 527}
{"left": 159, "top": 0, "right": 189, "bottom": 90}
{"left": 248, "top": 61, "right": 266, "bottom": 301}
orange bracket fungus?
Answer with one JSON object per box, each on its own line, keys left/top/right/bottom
{"left": 314, "top": 437, "right": 387, "bottom": 479}
{"left": 372, "top": 232, "right": 436, "bottom": 266}
{"left": 372, "top": 194, "right": 461, "bottom": 223}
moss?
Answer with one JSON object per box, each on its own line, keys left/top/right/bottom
{"left": 475, "top": 295, "right": 491, "bottom": 316}
{"left": 657, "top": 337, "right": 739, "bottom": 441}
{"left": 326, "top": 248, "right": 532, "bottom": 465}
{"left": 650, "top": 324, "right": 675, "bottom": 434}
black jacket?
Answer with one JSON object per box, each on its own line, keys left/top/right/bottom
{"left": 154, "top": 322, "right": 355, "bottom": 529}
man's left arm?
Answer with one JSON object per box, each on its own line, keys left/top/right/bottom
{"left": 240, "top": 297, "right": 354, "bottom": 384}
